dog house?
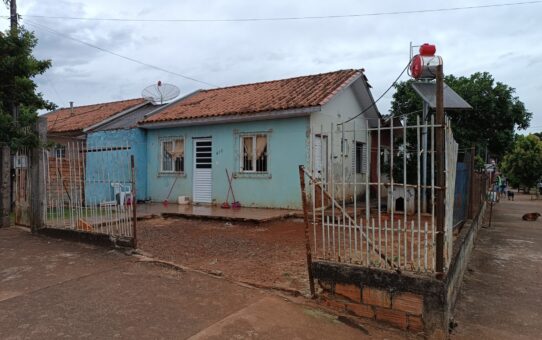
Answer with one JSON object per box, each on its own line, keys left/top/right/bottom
{"left": 387, "top": 186, "right": 416, "bottom": 214}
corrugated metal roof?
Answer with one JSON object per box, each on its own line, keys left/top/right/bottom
{"left": 411, "top": 82, "right": 472, "bottom": 110}
{"left": 94, "top": 103, "right": 166, "bottom": 131}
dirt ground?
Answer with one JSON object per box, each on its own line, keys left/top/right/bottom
{"left": 138, "top": 217, "right": 311, "bottom": 294}
{"left": 2, "top": 227, "right": 410, "bottom": 339}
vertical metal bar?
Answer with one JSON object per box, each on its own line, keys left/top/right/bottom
{"left": 431, "top": 114, "right": 436, "bottom": 271}
{"left": 353, "top": 119, "right": 357, "bottom": 261}
{"left": 330, "top": 123, "right": 335, "bottom": 260}
{"left": 298, "top": 165, "right": 315, "bottom": 297}
{"left": 390, "top": 116, "right": 395, "bottom": 269}
{"left": 371, "top": 218, "right": 376, "bottom": 267}
{"left": 323, "top": 215, "right": 327, "bottom": 258}
{"left": 365, "top": 120, "right": 370, "bottom": 266}
{"left": 377, "top": 119, "right": 381, "bottom": 240}
{"left": 131, "top": 155, "right": 137, "bottom": 248}
{"left": 398, "top": 219, "right": 402, "bottom": 269}
{"left": 422, "top": 101, "right": 429, "bottom": 213}
{"left": 435, "top": 64, "right": 445, "bottom": 274}
{"left": 320, "top": 125, "right": 324, "bottom": 258}
{"left": 424, "top": 221, "right": 428, "bottom": 271}
{"left": 310, "top": 128, "right": 317, "bottom": 255}
{"left": 403, "top": 117, "right": 408, "bottom": 265}
{"left": 417, "top": 115, "right": 422, "bottom": 271}
{"left": 341, "top": 123, "right": 346, "bottom": 244}
{"left": 384, "top": 219, "right": 388, "bottom": 267}
{"left": 410, "top": 220, "right": 415, "bottom": 268}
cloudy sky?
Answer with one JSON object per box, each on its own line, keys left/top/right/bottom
{"left": 1, "top": 1, "right": 541, "bottom": 133}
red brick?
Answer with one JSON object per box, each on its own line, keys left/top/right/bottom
{"left": 334, "top": 283, "right": 361, "bottom": 302}
{"left": 345, "top": 303, "right": 375, "bottom": 319}
{"left": 392, "top": 292, "right": 424, "bottom": 315}
{"left": 362, "top": 287, "right": 391, "bottom": 308}
{"left": 322, "top": 297, "right": 346, "bottom": 312}
{"left": 407, "top": 315, "right": 424, "bottom": 333}
{"left": 317, "top": 280, "right": 332, "bottom": 293}
{"left": 375, "top": 307, "right": 408, "bottom": 329}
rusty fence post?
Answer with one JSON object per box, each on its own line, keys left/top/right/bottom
{"left": 131, "top": 155, "right": 137, "bottom": 248}
{"left": 435, "top": 64, "right": 446, "bottom": 276}
{"left": 299, "top": 165, "right": 315, "bottom": 297}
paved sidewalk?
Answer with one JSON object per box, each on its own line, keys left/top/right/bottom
{"left": 452, "top": 194, "right": 542, "bottom": 339}
{"left": 0, "top": 227, "right": 408, "bottom": 339}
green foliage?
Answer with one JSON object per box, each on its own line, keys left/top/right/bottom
{"left": 390, "top": 72, "right": 532, "bottom": 159}
{"left": 0, "top": 27, "right": 55, "bottom": 148}
{"left": 501, "top": 134, "right": 542, "bottom": 190}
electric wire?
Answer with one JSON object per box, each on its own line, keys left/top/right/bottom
{"left": 22, "top": 19, "right": 219, "bottom": 88}
{"left": 339, "top": 61, "right": 411, "bottom": 125}
{"left": 13, "top": 1, "right": 542, "bottom": 23}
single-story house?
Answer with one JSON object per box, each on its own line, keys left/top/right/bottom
{"left": 138, "top": 69, "right": 382, "bottom": 209}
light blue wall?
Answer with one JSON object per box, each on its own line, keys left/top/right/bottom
{"left": 85, "top": 129, "right": 147, "bottom": 203}
{"left": 145, "top": 117, "right": 309, "bottom": 209}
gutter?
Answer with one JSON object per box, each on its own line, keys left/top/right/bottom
{"left": 139, "top": 106, "right": 320, "bottom": 129}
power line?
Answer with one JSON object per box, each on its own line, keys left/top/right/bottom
{"left": 22, "top": 19, "right": 219, "bottom": 88}
{"left": 339, "top": 61, "right": 411, "bottom": 125}
{"left": 17, "top": 1, "right": 542, "bottom": 23}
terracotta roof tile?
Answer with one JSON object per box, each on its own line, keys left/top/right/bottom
{"left": 143, "top": 69, "right": 361, "bottom": 124}
{"left": 47, "top": 98, "right": 146, "bottom": 133}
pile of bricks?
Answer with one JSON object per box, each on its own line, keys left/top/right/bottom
{"left": 320, "top": 281, "right": 424, "bottom": 333}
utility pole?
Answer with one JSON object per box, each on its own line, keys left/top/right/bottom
{"left": 435, "top": 64, "right": 445, "bottom": 275}
{"left": 1, "top": 0, "right": 18, "bottom": 227}
{"left": 10, "top": 0, "right": 17, "bottom": 32}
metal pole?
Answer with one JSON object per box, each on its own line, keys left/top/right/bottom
{"left": 131, "top": 155, "right": 138, "bottom": 248}
{"left": 299, "top": 165, "right": 316, "bottom": 297}
{"left": 435, "top": 64, "right": 445, "bottom": 275}
{"left": 422, "top": 101, "right": 429, "bottom": 213}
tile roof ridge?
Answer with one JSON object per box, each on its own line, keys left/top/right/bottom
{"left": 55, "top": 97, "right": 144, "bottom": 111}
{"left": 199, "top": 69, "right": 361, "bottom": 93}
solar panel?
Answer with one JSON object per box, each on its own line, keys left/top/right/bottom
{"left": 411, "top": 82, "right": 472, "bottom": 110}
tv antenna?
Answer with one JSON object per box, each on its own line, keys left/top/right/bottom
{"left": 142, "top": 81, "right": 180, "bottom": 105}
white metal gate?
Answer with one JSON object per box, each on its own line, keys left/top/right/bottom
{"left": 193, "top": 138, "right": 212, "bottom": 203}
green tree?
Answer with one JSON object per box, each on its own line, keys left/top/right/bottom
{"left": 0, "top": 27, "right": 55, "bottom": 149}
{"left": 501, "top": 134, "right": 542, "bottom": 193}
{"left": 390, "top": 72, "right": 531, "bottom": 160}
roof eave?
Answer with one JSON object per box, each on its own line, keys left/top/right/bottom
{"left": 140, "top": 106, "right": 320, "bottom": 129}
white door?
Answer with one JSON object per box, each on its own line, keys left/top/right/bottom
{"left": 313, "top": 135, "right": 328, "bottom": 184}
{"left": 193, "top": 138, "right": 212, "bottom": 203}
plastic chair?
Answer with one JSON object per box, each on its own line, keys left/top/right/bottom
{"left": 111, "top": 183, "right": 132, "bottom": 207}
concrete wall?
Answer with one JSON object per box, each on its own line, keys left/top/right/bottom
{"left": 85, "top": 129, "right": 147, "bottom": 203}
{"left": 310, "top": 80, "right": 371, "bottom": 200}
{"left": 145, "top": 117, "right": 309, "bottom": 209}
{"left": 311, "top": 201, "right": 488, "bottom": 338}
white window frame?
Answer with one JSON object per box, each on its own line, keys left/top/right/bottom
{"left": 160, "top": 137, "right": 185, "bottom": 174}
{"left": 240, "top": 134, "right": 268, "bottom": 173}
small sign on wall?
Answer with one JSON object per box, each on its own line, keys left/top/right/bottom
{"left": 13, "top": 155, "right": 28, "bottom": 169}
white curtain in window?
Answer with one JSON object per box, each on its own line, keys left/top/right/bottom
{"left": 171, "top": 139, "right": 184, "bottom": 159}
{"left": 244, "top": 137, "right": 253, "bottom": 161}
{"left": 255, "top": 135, "right": 267, "bottom": 158}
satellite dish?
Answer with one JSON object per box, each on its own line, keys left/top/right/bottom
{"left": 142, "top": 81, "right": 180, "bottom": 105}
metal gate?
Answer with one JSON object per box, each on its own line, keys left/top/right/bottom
{"left": 301, "top": 115, "right": 458, "bottom": 273}
{"left": 14, "top": 149, "right": 31, "bottom": 226}
{"left": 43, "top": 142, "right": 136, "bottom": 242}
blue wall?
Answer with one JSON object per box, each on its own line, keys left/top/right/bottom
{"left": 145, "top": 117, "right": 309, "bottom": 209}
{"left": 85, "top": 129, "right": 147, "bottom": 203}
{"left": 453, "top": 162, "right": 470, "bottom": 226}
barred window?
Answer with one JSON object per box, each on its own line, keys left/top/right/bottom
{"left": 241, "top": 135, "right": 268, "bottom": 173}
{"left": 161, "top": 138, "right": 184, "bottom": 173}
{"left": 353, "top": 141, "right": 367, "bottom": 174}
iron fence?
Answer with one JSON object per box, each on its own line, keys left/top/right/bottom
{"left": 303, "top": 115, "right": 458, "bottom": 273}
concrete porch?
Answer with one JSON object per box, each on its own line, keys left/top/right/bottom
{"left": 137, "top": 203, "right": 299, "bottom": 223}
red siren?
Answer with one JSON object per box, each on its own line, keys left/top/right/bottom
{"left": 409, "top": 43, "right": 442, "bottom": 80}
{"left": 419, "top": 43, "right": 436, "bottom": 56}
